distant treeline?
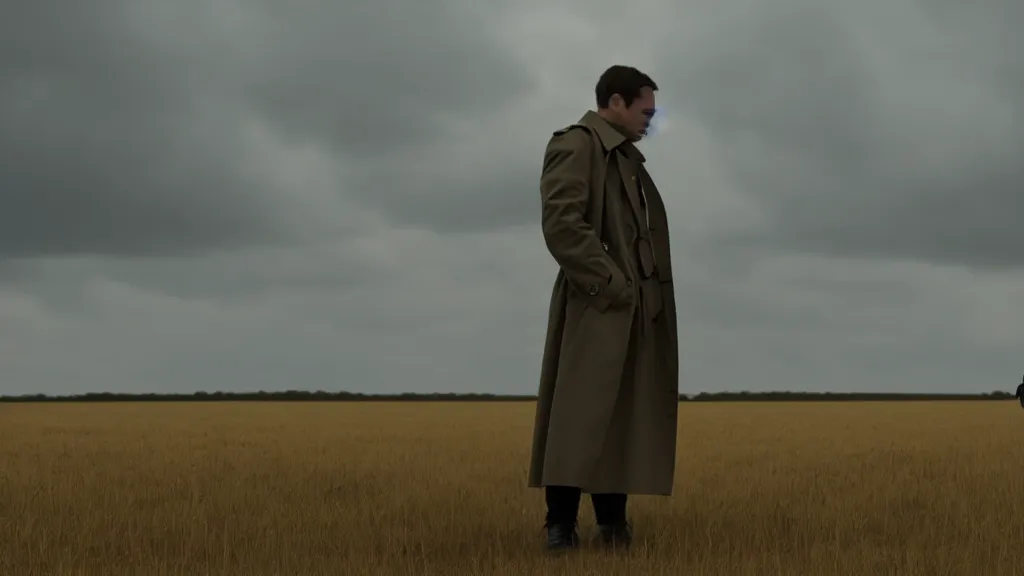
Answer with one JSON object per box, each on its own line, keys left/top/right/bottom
{"left": 0, "top": 390, "right": 1016, "bottom": 403}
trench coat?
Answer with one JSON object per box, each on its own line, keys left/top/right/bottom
{"left": 527, "top": 110, "right": 680, "bottom": 496}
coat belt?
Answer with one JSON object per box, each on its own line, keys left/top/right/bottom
{"left": 637, "top": 276, "right": 663, "bottom": 336}
{"left": 635, "top": 236, "right": 662, "bottom": 330}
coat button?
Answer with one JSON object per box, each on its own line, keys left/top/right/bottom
{"left": 588, "top": 284, "right": 600, "bottom": 296}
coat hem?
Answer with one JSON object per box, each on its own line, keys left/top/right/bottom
{"left": 527, "top": 482, "right": 674, "bottom": 496}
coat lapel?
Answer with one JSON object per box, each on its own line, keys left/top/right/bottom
{"left": 577, "top": 110, "right": 650, "bottom": 233}
{"left": 637, "top": 165, "right": 673, "bottom": 283}
{"left": 616, "top": 154, "right": 648, "bottom": 233}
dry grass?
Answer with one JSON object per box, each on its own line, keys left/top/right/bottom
{"left": 1, "top": 401, "right": 1023, "bottom": 575}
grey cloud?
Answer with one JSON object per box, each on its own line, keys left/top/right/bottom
{"left": 348, "top": 156, "right": 543, "bottom": 233}
{"left": 337, "top": 93, "right": 570, "bottom": 233}
{"left": 675, "top": 254, "right": 1024, "bottom": 394}
{"left": 663, "top": 0, "right": 1024, "bottom": 270}
{"left": 1, "top": 2, "right": 297, "bottom": 258}
{"left": 0, "top": 0, "right": 533, "bottom": 259}
{"left": 3, "top": 0, "right": 1024, "bottom": 399}
{"left": 0, "top": 230, "right": 560, "bottom": 396}
{"left": 239, "top": 0, "right": 536, "bottom": 161}
{"left": 0, "top": 253, "right": 358, "bottom": 308}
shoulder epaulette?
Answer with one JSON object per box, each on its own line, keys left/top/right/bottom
{"left": 551, "top": 124, "right": 591, "bottom": 137}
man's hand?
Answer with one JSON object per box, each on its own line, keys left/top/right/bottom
{"left": 540, "top": 127, "right": 633, "bottom": 313}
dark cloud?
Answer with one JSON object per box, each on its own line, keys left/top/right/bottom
{"left": 0, "top": 0, "right": 533, "bottom": 258}
{"left": 239, "top": 0, "right": 535, "bottom": 161}
{"left": 666, "top": 1, "right": 1024, "bottom": 269}
{"left": 347, "top": 157, "right": 543, "bottom": 233}
{"left": 1, "top": 2, "right": 295, "bottom": 258}
{"left": 0, "top": 250, "right": 385, "bottom": 308}
{"left": 2, "top": 0, "right": 1024, "bottom": 398}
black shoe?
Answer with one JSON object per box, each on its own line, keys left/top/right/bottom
{"left": 544, "top": 522, "right": 580, "bottom": 551}
{"left": 595, "top": 521, "right": 632, "bottom": 548}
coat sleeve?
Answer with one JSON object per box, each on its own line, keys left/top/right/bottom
{"left": 539, "top": 128, "right": 630, "bottom": 313}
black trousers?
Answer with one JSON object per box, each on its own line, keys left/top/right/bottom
{"left": 545, "top": 485, "right": 627, "bottom": 525}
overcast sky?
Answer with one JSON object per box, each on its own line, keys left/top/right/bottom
{"left": 2, "top": 0, "right": 1022, "bottom": 396}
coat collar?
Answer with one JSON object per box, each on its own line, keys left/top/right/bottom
{"left": 577, "top": 110, "right": 646, "bottom": 163}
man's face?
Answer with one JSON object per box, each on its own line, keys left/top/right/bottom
{"left": 610, "top": 87, "right": 657, "bottom": 142}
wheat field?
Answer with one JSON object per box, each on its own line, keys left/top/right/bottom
{"left": 1, "top": 400, "right": 1023, "bottom": 575}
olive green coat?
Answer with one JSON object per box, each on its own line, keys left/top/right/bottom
{"left": 527, "top": 110, "right": 680, "bottom": 495}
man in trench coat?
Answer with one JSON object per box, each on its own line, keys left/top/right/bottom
{"left": 528, "top": 65, "right": 680, "bottom": 551}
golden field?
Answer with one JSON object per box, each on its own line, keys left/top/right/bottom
{"left": 2, "top": 401, "right": 1024, "bottom": 576}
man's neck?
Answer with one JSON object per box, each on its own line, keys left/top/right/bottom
{"left": 596, "top": 110, "right": 637, "bottom": 142}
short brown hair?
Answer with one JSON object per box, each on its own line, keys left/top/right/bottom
{"left": 595, "top": 65, "right": 658, "bottom": 109}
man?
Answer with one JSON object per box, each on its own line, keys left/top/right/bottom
{"left": 528, "top": 65, "right": 680, "bottom": 551}
{"left": 1016, "top": 375, "right": 1023, "bottom": 409}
